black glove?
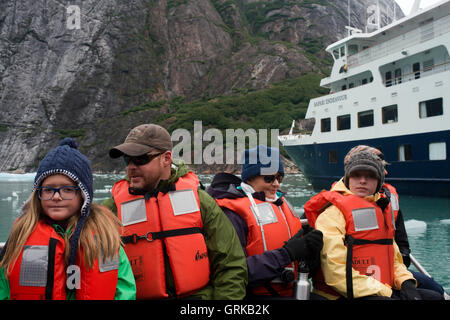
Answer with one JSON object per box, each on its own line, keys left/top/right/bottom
{"left": 402, "top": 254, "right": 411, "bottom": 268}
{"left": 283, "top": 229, "right": 323, "bottom": 262}
{"left": 399, "top": 280, "right": 421, "bottom": 300}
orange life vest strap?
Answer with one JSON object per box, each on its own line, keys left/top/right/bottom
{"left": 121, "top": 227, "right": 204, "bottom": 244}
{"left": 344, "top": 235, "right": 393, "bottom": 300}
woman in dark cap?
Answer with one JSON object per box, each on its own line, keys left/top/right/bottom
{"left": 207, "top": 145, "right": 323, "bottom": 299}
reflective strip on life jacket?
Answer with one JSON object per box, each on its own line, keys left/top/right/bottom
{"left": 381, "top": 183, "right": 399, "bottom": 230}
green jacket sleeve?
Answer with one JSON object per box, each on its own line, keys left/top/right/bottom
{"left": 194, "top": 189, "right": 248, "bottom": 300}
{"left": 114, "top": 246, "right": 136, "bottom": 300}
{"left": 101, "top": 197, "right": 117, "bottom": 215}
{"left": 0, "top": 268, "right": 10, "bottom": 300}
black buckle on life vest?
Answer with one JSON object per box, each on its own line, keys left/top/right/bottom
{"left": 122, "top": 227, "right": 204, "bottom": 245}
{"left": 126, "top": 232, "right": 153, "bottom": 244}
{"left": 143, "top": 231, "right": 153, "bottom": 242}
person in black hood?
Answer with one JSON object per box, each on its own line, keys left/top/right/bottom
{"left": 207, "top": 145, "right": 323, "bottom": 299}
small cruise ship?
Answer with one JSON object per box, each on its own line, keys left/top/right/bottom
{"left": 279, "top": 0, "right": 450, "bottom": 197}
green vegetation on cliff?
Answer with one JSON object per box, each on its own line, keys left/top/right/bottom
{"left": 165, "top": 73, "right": 327, "bottom": 133}
{"left": 121, "top": 73, "right": 327, "bottom": 136}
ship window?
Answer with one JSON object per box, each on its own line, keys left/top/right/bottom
{"left": 394, "top": 68, "right": 402, "bottom": 84}
{"left": 385, "top": 71, "right": 392, "bottom": 87}
{"left": 333, "top": 49, "right": 339, "bottom": 59}
{"left": 362, "top": 78, "right": 368, "bottom": 85}
{"left": 341, "top": 84, "right": 347, "bottom": 91}
{"left": 429, "top": 142, "right": 446, "bottom": 160}
{"left": 423, "top": 59, "right": 434, "bottom": 72}
{"left": 358, "top": 110, "right": 374, "bottom": 128}
{"left": 419, "top": 98, "right": 443, "bottom": 118}
{"left": 348, "top": 44, "right": 358, "bottom": 55}
{"left": 340, "top": 46, "right": 346, "bottom": 57}
{"left": 321, "top": 118, "right": 331, "bottom": 132}
{"left": 349, "top": 83, "right": 354, "bottom": 88}
{"left": 398, "top": 144, "right": 413, "bottom": 161}
{"left": 337, "top": 114, "right": 351, "bottom": 130}
{"left": 382, "top": 104, "right": 398, "bottom": 123}
{"left": 413, "top": 62, "right": 420, "bottom": 79}
{"left": 328, "top": 150, "right": 338, "bottom": 163}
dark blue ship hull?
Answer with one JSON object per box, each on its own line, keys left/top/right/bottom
{"left": 282, "top": 130, "right": 450, "bottom": 197}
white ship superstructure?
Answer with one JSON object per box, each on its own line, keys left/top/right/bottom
{"left": 279, "top": 0, "right": 450, "bottom": 197}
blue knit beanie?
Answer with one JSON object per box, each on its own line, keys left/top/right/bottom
{"left": 241, "top": 145, "right": 284, "bottom": 182}
{"left": 34, "top": 137, "right": 93, "bottom": 267}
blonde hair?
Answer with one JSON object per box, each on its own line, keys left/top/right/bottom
{"left": 0, "top": 192, "right": 122, "bottom": 279}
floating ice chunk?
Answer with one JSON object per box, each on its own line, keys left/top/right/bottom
{"left": 440, "top": 219, "right": 450, "bottom": 225}
{"left": 405, "top": 219, "right": 427, "bottom": 235}
{"left": 0, "top": 173, "right": 35, "bottom": 181}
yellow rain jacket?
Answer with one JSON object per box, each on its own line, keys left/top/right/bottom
{"left": 313, "top": 179, "right": 415, "bottom": 299}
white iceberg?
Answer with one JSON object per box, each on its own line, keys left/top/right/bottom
{"left": 405, "top": 219, "right": 427, "bottom": 235}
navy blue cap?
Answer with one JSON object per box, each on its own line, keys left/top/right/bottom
{"left": 241, "top": 145, "right": 284, "bottom": 182}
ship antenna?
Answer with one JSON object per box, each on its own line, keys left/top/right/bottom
{"left": 347, "top": 0, "right": 350, "bottom": 36}
{"left": 410, "top": 0, "right": 421, "bottom": 15}
{"left": 393, "top": 0, "right": 396, "bottom": 22}
{"left": 377, "top": 0, "right": 381, "bottom": 30}
{"left": 289, "top": 120, "right": 295, "bottom": 135}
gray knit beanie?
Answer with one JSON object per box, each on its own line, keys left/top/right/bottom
{"left": 344, "top": 149, "right": 385, "bottom": 192}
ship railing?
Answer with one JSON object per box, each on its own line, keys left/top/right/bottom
{"left": 348, "top": 15, "right": 450, "bottom": 69}
{"left": 382, "top": 60, "right": 450, "bottom": 87}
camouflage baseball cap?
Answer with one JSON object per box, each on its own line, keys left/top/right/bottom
{"left": 109, "top": 124, "right": 173, "bottom": 158}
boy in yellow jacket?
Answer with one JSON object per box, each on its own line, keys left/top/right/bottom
{"left": 304, "top": 148, "right": 443, "bottom": 300}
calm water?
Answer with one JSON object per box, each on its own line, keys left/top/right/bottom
{"left": 1, "top": 172, "right": 449, "bottom": 291}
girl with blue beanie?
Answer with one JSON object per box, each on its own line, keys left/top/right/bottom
{"left": 0, "top": 138, "right": 136, "bottom": 300}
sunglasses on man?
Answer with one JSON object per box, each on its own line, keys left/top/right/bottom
{"left": 263, "top": 174, "right": 283, "bottom": 184}
{"left": 123, "top": 152, "right": 164, "bottom": 166}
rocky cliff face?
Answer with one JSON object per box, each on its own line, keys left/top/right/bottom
{"left": 0, "top": 0, "right": 403, "bottom": 172}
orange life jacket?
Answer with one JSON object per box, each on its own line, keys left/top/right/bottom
{"left": 304, "top": 190, "right": 396, "bottom": 299}
{"left": 215, "top": 196, "right": 302, "bottom": 296}
{"left": 112, "top": 171, "right": 210, "bottom": 299}
{"left": 8, "top": 219, "right": 118, "bottom": 300}
{"left": 381, "top": 183, "right": 399, "bottom": 227}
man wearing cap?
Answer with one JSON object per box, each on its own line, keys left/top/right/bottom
{"left": 103, "top": 124, "right": 247, "bottom": 300}
{"left": 303, "top": 147, "right": 441, "bottom": 300}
